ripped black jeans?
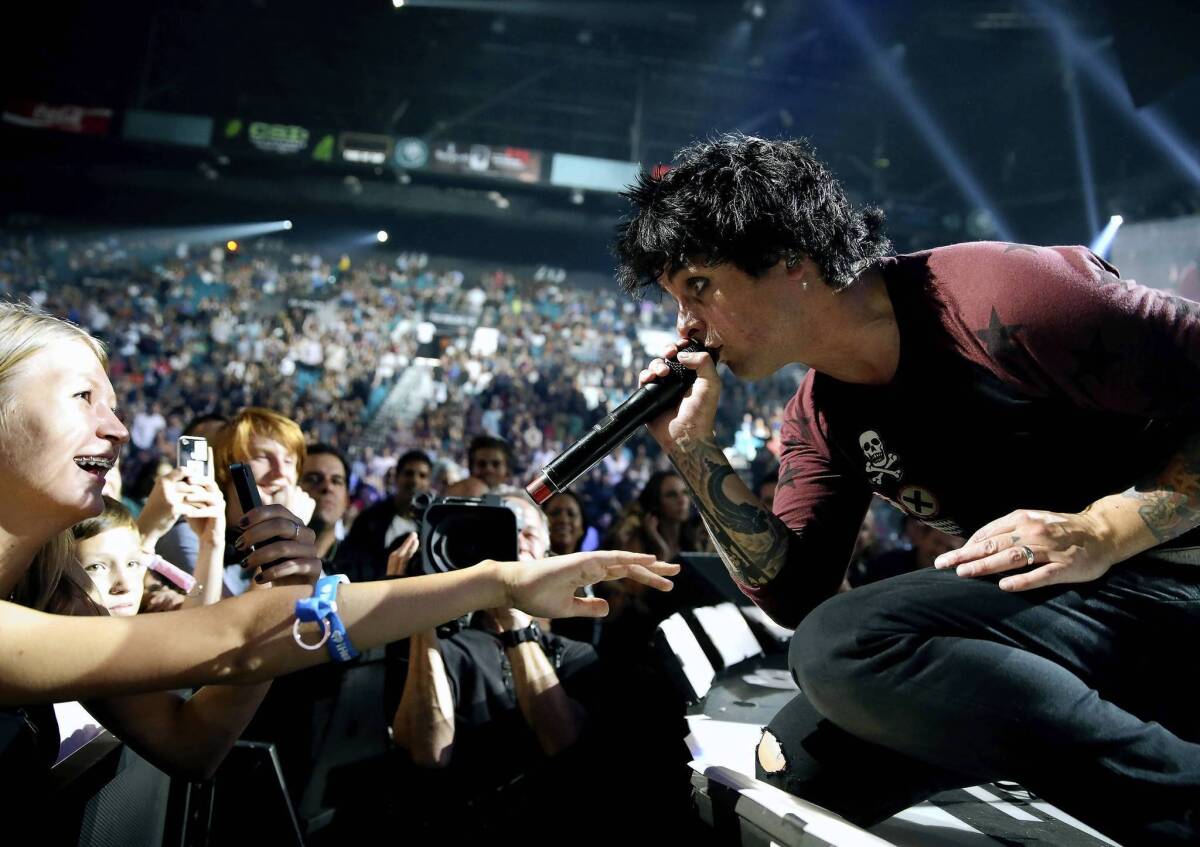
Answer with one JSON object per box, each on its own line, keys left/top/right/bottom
{"left": 755, "top": 559, "right": 1200, "bottom": 846}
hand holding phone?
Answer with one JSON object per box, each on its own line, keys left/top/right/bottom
{"left": 230, "top": 463, "right": 321, "bottom": 586}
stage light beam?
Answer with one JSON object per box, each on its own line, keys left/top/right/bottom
{"left": 822, "top": 0, "right": 1015, "bottom": 241}
{"left": 377, "top": 230, "right": 390, "bottom": 244}
{"left": 1025, "top": 0, "right": 1200, "bottom": 189}
{"left": 1089, "top": 214, "right": 1124, "bottom": 259}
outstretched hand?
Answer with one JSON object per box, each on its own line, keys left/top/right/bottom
{"left": 499, "top": 550, "right": 679, "bottom": 619}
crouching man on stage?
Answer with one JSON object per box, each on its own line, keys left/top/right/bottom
{"left": 617, "top": 133, "right": 1200, "bottom": 845}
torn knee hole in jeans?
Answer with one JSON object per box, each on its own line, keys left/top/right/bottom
{"left": 757, "top": 729, "right": 788, "bottom": 774}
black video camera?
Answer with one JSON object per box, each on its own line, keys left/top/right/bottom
{"left": 405, "top": 493, "right": 520, "bottom": 577}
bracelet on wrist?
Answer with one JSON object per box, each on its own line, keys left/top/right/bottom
{"left": 294, "top": 575, "right": 361, "bottom": 663}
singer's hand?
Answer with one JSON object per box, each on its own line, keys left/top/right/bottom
{"left": 639, "top": 339, "right": 722, "bottom": 452}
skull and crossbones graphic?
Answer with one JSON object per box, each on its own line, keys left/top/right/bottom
{"left": 858, "top": 430, "right": 903, "bottom": 485}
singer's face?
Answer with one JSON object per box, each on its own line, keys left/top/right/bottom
{"left": 658, "top": 259, "right": 806, "bottom": 380}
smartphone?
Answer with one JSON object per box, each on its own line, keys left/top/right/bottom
{"left": 229, "top": 462, "right": 263, "bottom": 514}
{"left": 177, "top": 436, "right": 210, "bottom": 478}
{"left": 229, "top": 462, "right": 271, "bottom": 576}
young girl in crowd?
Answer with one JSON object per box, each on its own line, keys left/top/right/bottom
{"left": 75, "top": 491, "right": 226, "bottom": 614}
{"left": 0, "top": 302, "right": 677, "bottom": 811}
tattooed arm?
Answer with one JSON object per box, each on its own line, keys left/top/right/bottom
{"left": 638, "top": 342, "right": 869, "bottom": 625}
{"left": 665, "top": 437, "right": 791, "bottom": 588}
{"left": 1119, "top": 429, "right": 1200, "bottom": 544}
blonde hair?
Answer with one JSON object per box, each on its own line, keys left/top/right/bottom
{"left": 212, "top": 407, "right": 307, "bottom": 491}
{"left": 0, "top": 302, "right": 109, "bottom": 611}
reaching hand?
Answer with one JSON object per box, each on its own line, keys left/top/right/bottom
{"left": 499, "top": 550, "right": 679, "bottom": 619}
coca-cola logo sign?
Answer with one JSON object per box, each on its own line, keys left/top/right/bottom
{"left": 2, "top": 101, "right": 113, "bottom": 135}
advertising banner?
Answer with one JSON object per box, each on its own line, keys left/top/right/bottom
{"left": 428, "top": 141, "right": 543, "bottom": 183}
{"left": 220, "top": 118, "right": 312, "bottom": 155}
{"left": 339, "top": 132, "right": 394, "bottom": 166}
{"left": 2, "top": 101, "right": 113, "bottom": 135}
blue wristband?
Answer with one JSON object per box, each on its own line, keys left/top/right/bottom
{"left": 294, "top": 575, "right": 360, "bottom": 663}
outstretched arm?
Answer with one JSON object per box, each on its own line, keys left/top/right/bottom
{"left": 0, "top": 507, "right": 677, "bottom": 707}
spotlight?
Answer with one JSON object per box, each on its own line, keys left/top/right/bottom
{"left": 744, "top": 0, "right": 766, "bottom": 19}
{"left": 569, "top": 189, "right": 585, "bottom": 205}
{"left": 1089, "top": 213, "right": 1124, "bottom": 259}
{"left": 377, "top": 230, "right": 390, "bottom": 244}
{"left": 283, "top": 220, "right": 293, "bottom": 231}
{"left": 392, "top": 0, "right": 404, "bottom": 7}
{"left": 226, "top": 240, "right": 239, "bottom": 252}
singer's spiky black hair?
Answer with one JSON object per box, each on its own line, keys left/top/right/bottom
{"left": 614, "top": 134, "right": 891, "bottom": 295}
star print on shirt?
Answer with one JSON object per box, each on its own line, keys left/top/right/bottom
{"left": 777, "top": 460, "right": 805, "bottom": 490}
{"left": 974, "top": 307, "right": 1025, "bottom": 361}
{"left": 1070, "top": 332, "right": 1122, "bottom": 384}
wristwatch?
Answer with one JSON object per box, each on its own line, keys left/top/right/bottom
{"left": 499, "top": 620, "right": 544, "bottom": 650}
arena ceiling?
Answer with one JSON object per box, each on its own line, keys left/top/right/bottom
{"left": 4, "top": 0, "right": 1199, "bottom": 266}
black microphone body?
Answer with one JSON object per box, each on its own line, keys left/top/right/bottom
{"left": 526, "top": 341, "right": 716, "bottom": 504}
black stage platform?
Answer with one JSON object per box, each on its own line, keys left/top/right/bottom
{"left": 666, "top": 607, "right": 1122, "bottom": 847}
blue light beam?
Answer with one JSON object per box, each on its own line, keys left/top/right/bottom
{"left": 1026, "top": 0, "right": 1200, "bottom": 189}
{"left": 822, "top": 0, "right": 1015, "bottom": 241}
{"left": 1089, "top": 214, "right": 1123, "bottom": 259}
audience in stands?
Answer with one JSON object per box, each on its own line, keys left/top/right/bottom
{"left": 0, "top": 303, "right": 677, "bottom": 814}
{"left": 606, "top": 471, "right": 711, "bottom": 562}
{"left": 449, "top": 434, "right": 513, "bottom": 494}
{"left": 334, "top": 448, "right": 433, "bottom": 582}
{"left": 545, "top": 491, "right": 588, "bottom": 556}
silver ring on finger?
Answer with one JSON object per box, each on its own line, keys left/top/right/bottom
{"left": 292, "top": 521, "right": 301, "bottom": 540}
{"left": 1020, "top": 545, "right": 1035, "bottom": 566}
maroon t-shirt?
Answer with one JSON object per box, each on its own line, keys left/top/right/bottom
{"left": 745, "top": 241, "right": 1200, "bottom": 626}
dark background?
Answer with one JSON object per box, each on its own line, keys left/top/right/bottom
{"left": 3, "top": 0, "right": 1198, "bottom": 271}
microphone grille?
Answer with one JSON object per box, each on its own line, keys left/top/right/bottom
{"left": 664, "top": 340, "right": 717, "bottom": 383}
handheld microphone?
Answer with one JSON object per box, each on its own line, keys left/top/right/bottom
{"left": 526, "top": 340, "right": 717, "bottom": 505}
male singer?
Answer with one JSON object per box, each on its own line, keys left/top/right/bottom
{"left": 616, "top": 134, "right": 1200, "bottom": 845}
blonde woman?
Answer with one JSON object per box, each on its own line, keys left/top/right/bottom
{"left": 0, "top": 302, "right": 677, "bottom": 808}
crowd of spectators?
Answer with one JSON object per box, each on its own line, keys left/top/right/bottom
{"left": 0, "top": 233, "right": 806, "bottom": 536}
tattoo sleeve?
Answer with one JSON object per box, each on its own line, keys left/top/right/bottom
{"left": 1121, "top": 429, "right": 1200, "bottom": 544}
{"left": 666, "top": 437, "right": 791, "bottom": 587}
